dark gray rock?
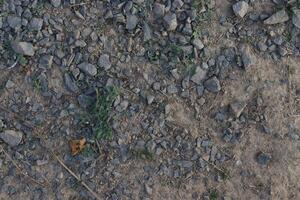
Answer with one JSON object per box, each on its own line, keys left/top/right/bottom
{"left": 78, "top": 62, "right": 97, "bottom": 76}
{"left": 167, "top": 84, "right": 178, "bottom": 94}
{"left": 232, "top": 1, "right": 249, "bottom": 18}
{"left": 256, "top": 152, "right": 271, "bottom": 165}
{"left": 0, "top": 130, "right": 23, "bottom": 147}
{"left": 264, "top": 10, "right": 289, "bottom": 25}
{"left": 204, "top": 76, "right": 221, "bottom": 93}
{"left": 11, "top": 41, "right": 35, "bottom": 56}
{"left": 64, "top": 73, "right": 79, "bottom": 93}
{"left": 143, "top": 22, "right": 152, "bottom": 42}
{"left": 39, "top": 55, "right": 53, "bottom": 68}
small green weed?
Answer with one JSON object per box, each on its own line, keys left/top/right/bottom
{"left": 17, "top": 55, "right": 28, "bottom": 66}
{"left": 209, "top": 189, "right": 219, "bottom": 200}
{"left": 85, "top": 87, "right": 119, "bottom": 140}
{"left": 33, "top": 77, "right": 42, "bottom": 92}
{"left": 220, "top": 168, "right": 231, "bottom": 181}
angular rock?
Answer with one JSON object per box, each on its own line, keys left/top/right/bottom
{"left": 143, "top": 22, "right": 152, "bottom": 41}
{"left": 0, "top": 130, "right": 23, "bottom": 147}
{"left": 172, "top": 0, "right": 184, "bottom": 9}
{"left": 191, "top": 67, "right": 207, "bottom": 84}
{"left": 153, "top": 3, "right": 165, "bottom": 18}
{"left": 230, "top": 100, "right": 247, "bottom": 118}
{"left": 64, "top": 73, "right": 79, "bottom": 93}
{"left": 292, "top": 9, "right": 300, "bottom": 29}
{"left": 192, "top": 38, "right": 204, "bottom": 50}
{"left": 11, "top": 41, "right": 35, "bottom": 56}
{"left": 78, "top": 62, "right": 97, "bottom": 76}
{"left": 98, "top": 54, "right": 111, "bottom": 70}
{"left": 7, "top": 16, "right": 22, "bottom": 29}
{"left": 126, "top": 15, "right": 138, "bottom": 30}
{"left": 39, "top": 55, "right": 53, "bottom": 68}
{"left": 232, "top": 1, "right": 249, "bottom": 18}
{"left": 29, "top": 18, "right": 43, "bottom": 31}
{"left": 204, "top": 76, "right": 221, "bottom": 93}
{"left": 264, "top": 10, "right": 289, "bottom": 25}
{"left": 163, "top": 12, "right": 177, "bottom": 31}
{"left": 51, "top": 0, "right": 61, "bottom": 8}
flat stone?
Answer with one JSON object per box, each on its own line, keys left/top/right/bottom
{"left": 143, "top": 22, "right": 152, "bottom": 42}
{"left": 7, "top": 16, "right": 22, "bottom": 29}
{"left": 126, "top": 15, "right": 138, "bottom": 30}
{"left": 204, "top": 76, "right": 221, "bottom": 93}
{"left": 98, "top": 54, "right": 111, "bottom": 70}
{"left": 191, "top": 67, "right": 207, "bottom": 84}
{"left": 78, "top": 62, "right": 97, "bottom": 76}
{"left": 0, "top": 130, "right": 23, "bottom": 147}
{"left": 292, "top": 9, "right": 300, "bottom": 29}
{"left": 11, "top": 41, "right": 35, "bottom": 56}
{"left": 264, "top": 10, "right": 289, "bottom": 25}
{"left": 163, "top": 12, "right": 177, "bottom": 31}
{"left": 232, "top": 1, "right": 249, "bottom": 18}
{"left": 167, "top": 84, "right": 178, "bottom": 94}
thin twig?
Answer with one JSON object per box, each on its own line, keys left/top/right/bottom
{"left": 0, "top": 145, "right": 49, "bottom": 187}
{"left": 50, "top": 152, "right": 102, "bottom": 200}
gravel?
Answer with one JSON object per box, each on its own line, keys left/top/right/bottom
{"left": 163, "top": 12, "right": 178, "bottom": 31}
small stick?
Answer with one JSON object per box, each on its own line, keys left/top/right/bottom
{"left": 0, "top": 145, "right": 49, "bottom": 187}
{"left": 51, "top": 152, "right": 102, "bottom": 200}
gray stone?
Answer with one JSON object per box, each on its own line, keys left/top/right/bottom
{"left": 7, "top": 16, "right": 22, "bottom": 29}
{"left": 11, "top": 41, "right": 35, "bottom": 56}
{"left": 153, "top": 3, "right": 165, "bottom": 18}
{"left": 241, "top": 50, "right": 254, "bottom": 69}
{"left": 191, "top": 67, "right": 207, "bottom": 84}
{"left": 98, "top": 54, "right": 111, "bottom": 70}
{"left": 143, "top": 22, "right": 152, "bottom": 42}
{"left": 264, "top": 10, "right": 289, "bottom": 25}
{"left": 256, "top": 152, "right": 271, "bottom": 165}
{"left": 292, "top": 9, "right": 300, "bottom": 29}
{"left": 77, "top": 95, "right": 94, "bottom": 108}
{"left": 126, "top": 15, "right": 138, "bottom": 30}
{"left": 204, "top": 76, "right": 221, "bottom": 93}
{"left": 51, "top": 0, "right": 61, "bottom": 8}
{"left": 64, "top": 73, "right": 79, "bottom": 93}
{"left": 147, "top": 94, "right": 155, "bottom": 105}
{"left": 172, "top": 0, "right": 184, "bottom": 9}
{"left": 39, "top": 55, "right": 53, "bottom": 68}
{"left": 232, "top": 1, "right": 249, "bottom": 18}
{"left": 0, "top": 130, "right": 23, "bottom": 147}
{"left": 192, "top": 38, "right": 204, "bottom": 50}
{"left": 78, "top": 62, "right": 97, "bottom": 76}
{"left": 163, "top": 12, "right": 177, "bottom": 31}
{"left": 5, "top": 80, "right": 15, "bottom": 89}
{"left": 196, "top": 85, "right": 204, "bottom": 96}
{"left": 230, "top": 100, "right": 247, "bottom": 118}
{"left": 167, "top": 84, "right": 178, "bottom": 94}
{"left": 29, "top": 18, "right": 43, "bottom": 31}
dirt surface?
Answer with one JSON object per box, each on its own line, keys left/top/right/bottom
{"left": 0, "top": 0, "right": 300, "bottom": 200}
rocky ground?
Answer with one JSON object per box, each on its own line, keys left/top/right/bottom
{"left": 0, "top": 0, "right": 300, "bottom": 199}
